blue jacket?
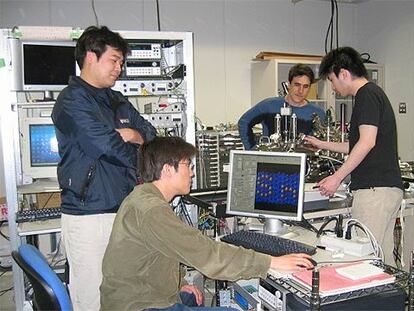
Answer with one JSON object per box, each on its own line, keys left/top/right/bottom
{"left": 238, "top": 97, "right": 326, "bottom": 150}
{"left": 52, "top": 76, "right": 157, "bottom": 215}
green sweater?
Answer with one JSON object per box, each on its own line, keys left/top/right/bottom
{"left": 100, "top": 183, "right": 271, "bottom": 310}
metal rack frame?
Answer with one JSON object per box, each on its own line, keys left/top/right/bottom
{"left": 267, "top": 261, "right": 410, "bottom": 306}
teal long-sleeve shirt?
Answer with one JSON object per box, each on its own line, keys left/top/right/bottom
{"left": 101, "top": 183, "right": 271, "bottom": 310}
{"left": 238, "top": 97, "right": 325, "bottom": 150}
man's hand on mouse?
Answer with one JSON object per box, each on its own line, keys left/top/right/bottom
{"left": 270, "top": 253, "right": 315, "bottom": 272}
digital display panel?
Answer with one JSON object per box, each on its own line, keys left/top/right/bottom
{"left": 29, "top": 124, "right": 60, "bottom": 166}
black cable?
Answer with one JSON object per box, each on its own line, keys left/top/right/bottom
{"left": 324, "top": 1, "right": 334, "bottom": 53}
{"left": 330, "top": 0, "right": 334, "bottom": 51}
{"left": 156, "top": 0, "right": 161, "bottom": 31}
{"left": 0, "top": 221, "right": 9, "bottom": 241}
{"left": 335, "top": 0, "right": 339, "bottom": 49}
{"left": 175, "top": 197, "right": 193, "bottom": 226}
{"left": 316, "top": 217, "right": 338, "bottom": 238}
{"left": 344, "top": 222, "right": 365, "bottom": 239}
{"left": 300, "top": 217, "right": 319, "bottom": 234}
{"left": 283, "top": 218, "right": 319, "bottom": 234}
{"left": 91, "top": 0, "right": 99, "bottom": 27}
{"left": 0, "top": 286, "right": 13, "bottom": 297}
{"left": 324, "top": 0, "right": 340, "bottom": 53}
{"left": 360, "top": 52, "right": 372, "bottom": 63}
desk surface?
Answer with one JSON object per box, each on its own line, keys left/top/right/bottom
{"left": 18, "top": 218, "right": 61, "bottom": 236}
{"left": 270, "top": 227, "right": 368, "bottom": 275}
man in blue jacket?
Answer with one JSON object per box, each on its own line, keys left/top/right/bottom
{"left": 52, "top": 26, "right": 156, "bottom": 310}
{"left": 238, "top": 64, "right": 325, "bottom": 150}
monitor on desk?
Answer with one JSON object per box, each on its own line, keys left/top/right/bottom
{"left": 20, "top": 117, "right": 60, "bottom": 181}
{"left": 226, "top": 150, "right": 306, "bottom": 234}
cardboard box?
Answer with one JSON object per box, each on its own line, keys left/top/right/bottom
{"left": 36, "top": 192, "right": 61, "bottom": 209}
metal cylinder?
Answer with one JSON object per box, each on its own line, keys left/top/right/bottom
{"left": 340, "top": 103, "right": 347, "bottom": 142}
{"left": 310, "top": 269, "right": 321, "bottom": 311}
{"left": 275, "top": 113, "right": 281, "bottom": 136}
{"left": 291, "top": 113, "right": 297, "bottom": 141}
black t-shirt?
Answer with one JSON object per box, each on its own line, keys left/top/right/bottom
{"left": 349, "top": 82, "right": 402, "bottom": 190}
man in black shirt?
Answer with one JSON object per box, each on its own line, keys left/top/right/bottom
{"left": 305, "top": 47, "right": 402, "bottom": 266}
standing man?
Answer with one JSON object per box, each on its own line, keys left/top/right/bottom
{"left": 305, "top": 47, "right": 402, "bottom": 265}
{"left": 238, "top": 64, "right": 325, "bottom": 150}
{"left": 52, "top": 26, "right": 156, "bottom": 310}
{"left": 100, "top": 137, "right": 314, "bottom": 311}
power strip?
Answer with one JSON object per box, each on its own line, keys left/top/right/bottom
{"left": 320, "top": 234, "right": 374, "bottom": 257}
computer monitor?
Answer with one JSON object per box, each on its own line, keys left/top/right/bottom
{"left": 226, "top": 150, "right": 306, "bottom": 235}
{"left": 10, "top": 39, "right": 77, "bottom": 99}
{"left": 20, "top": 117, "right": 60, "bottom": 181}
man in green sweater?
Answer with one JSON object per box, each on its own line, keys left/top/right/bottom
{"left": 100, "top": 137, "right": 313, "bottom": 310}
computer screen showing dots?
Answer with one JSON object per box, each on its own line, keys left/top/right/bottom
{"left": 226, "top": 150, "right": 306, "bottom": 233}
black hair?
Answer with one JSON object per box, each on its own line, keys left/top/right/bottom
{"left": 75, "top": 25, "right": 130, "bottom": 69}
{"left": 288, "top": 64, "right": 315, "bottom": 84}
{"left": 319, "top": 46, "right": 368, "bottom": 80}
{"left": 138, "top": 137, "right": 198, "bottom": 182}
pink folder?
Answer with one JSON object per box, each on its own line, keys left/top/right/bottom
{"left": 291, "top": 263, "right": 396, "bottom": 296}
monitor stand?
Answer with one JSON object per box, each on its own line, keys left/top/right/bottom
{"left": 32, "top": 91, "right": 56, "bottom": 103}
{"left": 43, "top": 91, "right": 54, "bottom": 101}
{"left": 264, "top": 219, "right": 299, "bottom": 239}
{"left": 264, "top": 219, "right": 286, "bottom": 235}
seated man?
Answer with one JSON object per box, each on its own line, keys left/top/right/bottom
{"left": 238, "top": 64, "right": 326, "bottom": 150}
{"left": 100, "top": 137, "right": 314, "bottom": 310}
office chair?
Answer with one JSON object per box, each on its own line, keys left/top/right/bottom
{"left": 12, "top": 244, "right": 73, "bottom": 311}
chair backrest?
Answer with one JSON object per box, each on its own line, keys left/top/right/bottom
{"left": 12, "top": 244, "right": 73, "bottom": 311}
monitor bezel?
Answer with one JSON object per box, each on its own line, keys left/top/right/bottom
{"left": 20, "top": 40, "right": 77, "bottom": 92}
{"left": 226, "top": 150, "right": 306, "bottom": 222}
{"left": 20, "top": 117, "right": 59, "bottom": 180}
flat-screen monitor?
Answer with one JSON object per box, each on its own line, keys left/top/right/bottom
{"left": 226, "top": 150, "right": 306, "bottom": 234}
{"left": 20, "top": 117, "right": 60, "bottom": 180}
{"left": 10, "top": 39, "right": 77, "bottom": 94}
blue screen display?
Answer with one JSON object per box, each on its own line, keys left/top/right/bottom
{"left": 29, "top": 124, "right": 60, "bottom": 166}
{"left": 254, "top": 162, "right": 300, "bottom": 213}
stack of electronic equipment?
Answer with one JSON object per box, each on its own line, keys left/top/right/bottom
{"left": 195, "top": 129, "right": 243, "bottom": 189}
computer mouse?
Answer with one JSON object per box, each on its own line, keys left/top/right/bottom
{"left": 298, "top": 258, "right": 317, "bottom": 269}
{"left": 309, "top": 258, "right": 318, "bottom": 267}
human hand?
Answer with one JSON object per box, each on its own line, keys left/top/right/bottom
{"left": 270, "top": 253, "right": 314, "bottom": 272}
{"left": 317, "top": 174, "right": 342, "bottom": 197}
{"left": 303, "top": 135, "right": 324, "bottom": 150}
{"left": 180, "top": 284, "right": 203, "bottom": 306}
{"left": 115, "top": 128, "right": 144, "bottom": 144}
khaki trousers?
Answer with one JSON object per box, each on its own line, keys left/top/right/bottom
{"left": 61, "top": 213, "right": 116, "bottom": 311}
{"left": 352, "top": 187, "right": 403, "bottom": 266}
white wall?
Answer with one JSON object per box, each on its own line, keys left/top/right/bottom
{"left": 0, "top": 0, "right": 412, "bottom": 171}
{"left": 0, "top": 0, "right": 359, "bottom": 198}
{"left": 0, "top": 0, "right": 357, "bottom": 125}
{"left": 355, "top": 0, "right": 414, "bottom": 161}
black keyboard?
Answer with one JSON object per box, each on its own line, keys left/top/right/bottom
{"left": 16, "top": 207, "right": 61, "bottom": 223}
{"left": 221, "top": 230, "right": 316, "bottom": 257}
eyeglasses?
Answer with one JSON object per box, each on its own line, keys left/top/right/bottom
{"left": 179, "top": 161, "right": 195, "bottom": 170}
